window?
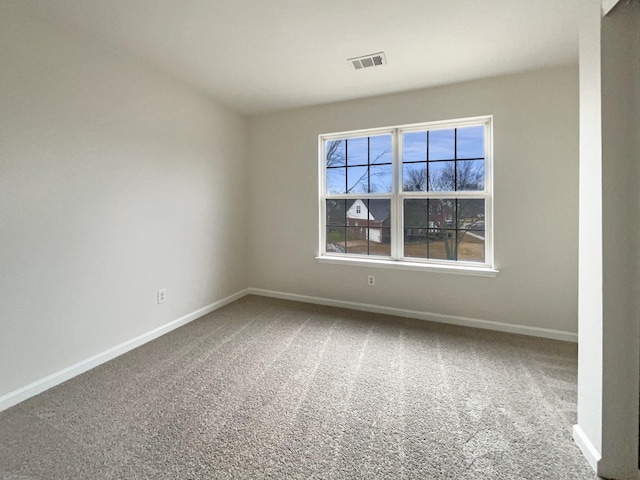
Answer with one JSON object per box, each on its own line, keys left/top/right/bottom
{"left": 319, "top": 116, "right": 493, "bottom": 272}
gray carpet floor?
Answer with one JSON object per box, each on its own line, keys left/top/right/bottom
{"left": 0, "top": 295, "right": 597, "bottom": 479}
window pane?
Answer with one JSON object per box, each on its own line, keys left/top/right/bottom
{"left": 456, "top": 160, "right": 485, "bottom": 191}
{"left": 369, "top": 164, "right": 392, "bottom": 193}
{"left": 403, "top": 163, "right": 427, "bottom": 192}
{"left": 404, "top": 199, "right": 429, "bottom": 227}
{"left": 429, "top": 229, "right": 457, "bottom": 260}
{"left": 326, "top": 167, "right": 346, "bottom": 194}
{"left": 403, "top": 199, "right": 432, "bottom": 259}
{"left": 346, "top": 199, "right": 368, "bottom": 221}
{"left": 342, "top": 199, "right": 391, "bottom": 256}
{"left": 326, "top": 199, "right": 346, "bottom": 226}
{"left": 346, "top": 227, "right": 368, "bottom": 254}
{"left": 428, "top": 161, "right": 455, "bottom": 191}
{"left": 458, "top": 231, "right": 485, "bottom": 262}
{"left": 457, "top": 199, "right": 485, "bottom": 230}
{"left": 429, "top": 199, "right": 455, "bottom": 229}
{"left": 403, "top": 131, "right": 427, "bottom": 162}
{"left": 367, "top": 199, "right": 391, "bottom": 224}
{"left": 327, "top": 139, "right": 346, "bottom": 167}
{"left": 429, "top": 129, "right": 455, "bottom": 160}
{"left": 370, "top": 135, "right": 392, "bottom": 165}
{"left": 404, "top": 229, "right": 428, "bottom": 258}
{"left": 326, "top": 227, "right": 346, "bottom": 253}
{"left": 347, "top": 166, "right": 368, "bottom": 193}
{"left": 457, "top": 125, "right": 484, "bottom": 159}
{"left": 371, "top": 227, "right": 391, "bottom": 256}
{"left": 347, "top": 137, "right": 368, "bottom": 166}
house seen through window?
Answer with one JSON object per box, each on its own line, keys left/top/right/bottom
{"left": 320, "top": 116, "right": 492, "bottom": 269}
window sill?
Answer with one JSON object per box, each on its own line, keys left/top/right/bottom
{"left": 316, "top": 255, "right": 499, "bottom": 277}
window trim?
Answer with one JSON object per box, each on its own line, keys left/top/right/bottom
{"left": 318, "top": 116, "right": 496, "bottom": 275}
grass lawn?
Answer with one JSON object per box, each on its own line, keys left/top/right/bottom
{"left": 333, "top": 234, "right": 484, "bottom": 262}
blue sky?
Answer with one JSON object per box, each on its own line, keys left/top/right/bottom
{"left": 402, "top": 125, "right": 484, "bottom": 161}
{"left": 326, "top": 126, "right": 484, "bottom": 194}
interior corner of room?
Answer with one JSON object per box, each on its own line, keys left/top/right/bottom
{"left": 0, "top": 0, "right": 638, "bottom": 478}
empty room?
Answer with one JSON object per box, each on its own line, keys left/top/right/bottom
{"left": 1, "top": 0, "right": 638, "bottom": 479}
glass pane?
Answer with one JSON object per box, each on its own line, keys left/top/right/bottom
{"left": 326, "top": 227, "right": 346, "bottom": 253}
{"left": 368, "top": 199, "right": 391, "bottom": 222}
{"left": 326, "top": 139, "right": 346, "bottom": 167}
{"left": 326, "top": 199, "right": 346, "bottom": 225}
{"left": 403, "top": 163, "right": 427, "bottom": 192}
{"left": 342, "top": 200, "right": 391, "bottom": 256}
{"left": 429, "top": 229, "right": 457, "bottom": 260}
{"left": 370, "top": 135, "right": 392, "bottom": 165}
{"left": 347, "top": 137, "right": 368, "bottom": 166}
{"left": 346, "top": 227, "right": 368, "bottom": 254}
{"left": 457, "top": 125, "right": 484, "bottom": 159}
{"left": 347, "top": 166, "right": 368, "bottom": 193}
{"left": 456, "top": 160, "right": 485, "bottom": 191}
{"left": 326, "top": 167, "right": 346, "bottom": 194}
{"left": 428, "top": 161, "right": 455, "bottom": 191}
{"left": 404, "top": 199, "right": 429, "bottom": 228}
{"left": 404, "top": 229, "right": 428, "bottom": 258}
{"left": 457, "top": 199, "right": 485, "bottom": 230}
{"left": 369, "top": 164, "right": 392, "bottom": 193}
{"left": 346, "top": 199, "right": 368, "bottom": 221}
{"left": 429, "top": 199, "right": 455, "bottom": 229}
{"left": 457, "top": 231, "right": 485, "bottom": 263}
{"left": 429, "top": 129, "right": 455, "bottom": 160}
{"left": 403, "top": 131, "right": 427, "bottom": 162}
{"left": 372, "top": 227, "right": 391, "bottom": 256}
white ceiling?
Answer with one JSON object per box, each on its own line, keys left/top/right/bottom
{"left": 15, "top": 0, "right": 580, "bottom": 115}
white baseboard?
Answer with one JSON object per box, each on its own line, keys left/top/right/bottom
{"left": 0, "top": 289, "right": 249, "bottom": 413}
{"left": 1, "top": 286, "right": 577, "bottom": 413}
{"left": 572, "top": 424, "right": 600, "bottom": 473}
{"left": 247, "top": 288, "right": 578, "bottom": 343}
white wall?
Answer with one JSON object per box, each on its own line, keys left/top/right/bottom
{"left": 600, "top": 3, "right": 640, "bottom": 474}
{"left": 0, "top": 6, "right": 247, "bottom": 400}
{"left": 248, "top": 66, "right": 579, "bottom": 336}
{"left": 575, "top": 1, "right": 640, "bottom": 478}
{"left": 575, "top": 0, "right": 605, "bottom": 464}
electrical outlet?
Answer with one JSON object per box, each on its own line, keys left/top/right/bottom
{"left": 157, "top": 289, "right": 167, "bottom": 304}
{"left": 367, "top": 275, "right": 375, "bottom": 286}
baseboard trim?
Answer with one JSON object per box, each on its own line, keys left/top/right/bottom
{"left": 0, "top": 289, "right": 249, "bottom": 413}
{"left": 247, "top": 288, "right": 578, "bottom": 343}
{"left": 572, "top": 424, "right": 600, "bottom": 473}
{"left": 1, "top": 287, "right": 577, "bottom": 413}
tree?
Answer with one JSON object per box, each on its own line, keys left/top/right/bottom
{"left": 402, "top": 161, "right": 485, "bottom": 260}
{"left": 403, "top": 166, "right": 426, "bottom": 191}
{"left": 326, "top": 139, "right": 345, "bottom": 168}
{"left": 326, "top": 139, "right": 391, "bottom": 194}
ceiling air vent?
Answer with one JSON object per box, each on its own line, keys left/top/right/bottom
{"left": 348, "top": 52, "right": 387, "bottom": 70}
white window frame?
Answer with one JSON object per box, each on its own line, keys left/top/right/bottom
{"left": 317, "top": 116, "right": 498, "bottom": 277}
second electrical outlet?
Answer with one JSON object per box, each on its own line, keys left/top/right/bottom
{"left": 367, "top": 275, "right": 375, "bottom": 286}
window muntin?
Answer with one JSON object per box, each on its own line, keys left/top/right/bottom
{"left": 320, "top": 117, "right": 492, "bottom": 269}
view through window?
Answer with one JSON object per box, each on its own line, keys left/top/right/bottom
{"left": 320, "top": 117, "right": 492, "bottom": 268}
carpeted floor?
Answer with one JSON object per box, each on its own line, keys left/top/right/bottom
{"left": 0, "top": 295, "right": 596, "bottom": 479}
